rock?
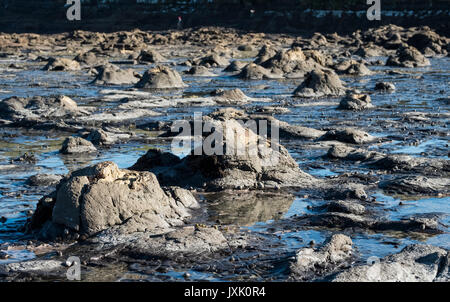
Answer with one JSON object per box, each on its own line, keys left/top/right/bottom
{"left": 324, "top": 184, "right": 368, "bottom": 201}
{"left": 375, "top": 82, "right": 396, "bottom": 92}
{"left": 335, "top": 60, "right": 372, "bottom": 76}
{"left": 331, "top": 244, "right": 449, "bottom": 282}
{"left": 137, "top": 49, "right": 166, "bottom": 63}
{"left": 238, "top": 45, "right": 254, "bottom": 52}
{"left": 407, "top": 30, "right": 447, "bottom": 56}
{"left": 43, "top": 57, "right": 81, "bottom": 71}
{"left": 59, "top": 137, "right": 97, "bottom": 155}
{"left": 135, "top": 65, "right": 187, "bottom": 89}
{"left": 28, "top": 162, "right": 199, "bottom": 239}
{"left": 318, "top": 200, "right": 366, "bottom": 215}
{"left": 195, "top": 54, "right": 229, "bottom": 67}
{"left": 184, "top": 66, "right": 216, "bottom": 77}
{"left": 386, "top": 46, "right": 431, "bottom": 68}
{"left": 254, "top": 45, "right": 279, "bottom": 65}
{"left": 91, "top": 64, "right": 140, "bottom": 85}
{"left": 211, "top": 88, "right": 251, "bottom": 105}
{"left": 0, "top": 95, "right": 86, "bottom": 125}
{"left": 1, "top": 260, "right": 64, "bottom": 273}
{"left": 85, "top": 129, "right": 115, "bottom": 145}
{"left": 327, "top": 145, "right": 383, "bottom": 162}
{"left": 131, "top": 119, "right": 316, "bottom": 190}
{"left": 290, "top": 234, "right": 353, "bottom": 280}
{"left": 26, "top": 174, "right": 63, "bottom": 187}
{"left": 338, "top": 94, "right": 373, "bottom": 110}
{"left": 293, "top": 212, "right": 443, "bottom": 234}
{"left": 237, "top": 63, "right": 280, "bottom": 80}
{"left": 74, "top": 51, "right": 107, "bottom": 66}
{"left": 319, "top": 128, "right": 376, "bottom": 144}
{"left": 379, "top": 176, "right": 450, "bottom": 196}
{"left": 293, "top": 69, "right": 346, "bottom": 98}
{"left": 261, "top": 46, "right": 320, "bottom": 77}
{"left": 223, "top": 60, "right": 248, "bottom": 72}
{"left": 96, "top": 226, "right": 229, "bottom": 258}
{"left": 369, "top": 155, "right": 449, "bottom": 176}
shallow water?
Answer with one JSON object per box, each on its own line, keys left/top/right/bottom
{"left": 0, "top": 52, "right": 448, "bottom": 278}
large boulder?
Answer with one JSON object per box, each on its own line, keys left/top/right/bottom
{"left": 293, "top": 69, "right": 346, "bottom": 98}
{"left": 386, "top": 46, "right": 431, "bottom": 68}
{"left": 135, "top": 65, "right": 187, "bottom": 89}
{"left": 131, "top": 119, "right": 316, "bottom": 191}
{"left": 28, "top": 162, "right": 199, "bottom": 239}
{"left": 237, "top": 63, "right": 281, "bottom": 80}
{"left": 91, "top": 64, "right": 140, "bottom": 85}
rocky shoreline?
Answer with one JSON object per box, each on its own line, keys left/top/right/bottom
{"left": 0, "top": 23, "right": 448, "bottom": 282}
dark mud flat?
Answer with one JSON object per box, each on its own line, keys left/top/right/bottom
{"left": 0, "top": 25, "right": 449, "bottom": 282}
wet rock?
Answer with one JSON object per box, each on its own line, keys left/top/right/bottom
{"left": 194, "top": 54, "right": 229, "bottom": 68}
{"left": 85, "top": 129, "right": 114, "bottom": 146}
{"left": 0, "top": 260, "right": 64, "bottom": 274}
{"left": 26, "top": 174, "right": 63, "bottom": 187}
{"left": 260, "top": 47, "right": 321, "bottom": 77}
{"left": 318, "top": 200, "right": 366, "bottom": 215}
{"left": 386, "top": 46, "right": 431, "bottom": 68}
{"left": 238, "top": 45, "right": 254, "bottom": 52}
{"left": 28, "top": 162, "right": 199, "bottom": 239}
{"left": 237, "top": 63, "right": 281, "bottom": 80}
{"left": 137, "top": 49, "right": 166, "bottom": 63}
{"left": 131, "top": 119, "right": 316, "bottom": 190}
{"left": 43, "top": 57, "right": 81, "bottom": 71}
{"left": 324, "top": 184, "right": 368, "bottom": 201}
{"left": 91, "top": 64, "right": 140, "bottom": 85}
{"left": 293, "top": 69, "right": 346, "bottom": 98}
{"left": 12, "top": 153, "right": 38, "bottom": 164}
{"left": 0, "top": 95, "right": 85, "bottom": 124}
{"left": 96, "top": 226, "right": 229, "bottom": 259}
{"left": 375, "top": 82, "right": 396, "bottom": 92}
{"left": 331, "top": 244, "right": 449, "bottom": 282}
{"left": 293, "top": 212, "right": 443, "bottom": 234}
{"left": 59, "top": 137, "right": 97, "bottom": 155}
{"left": 319, "top": 128, "right": 376, "bottom": 144}
{"left": 74, "top": 51, "right": 107, "bottom": 66}
{"left": 338, "top": 94, "right": 373, "bottom": 111}
{"left": 290, "top": 234, "right": 353, "bottom": 281}
{"left": 327, "top": 145, "right": 383, "bottom": 162}
{"left": 254, "top": 45, "right": 279, "bottom": 65}
{"left": 277, "top": 120, "right": 326, "bottom": 140}
{"left": 211, "top": 88, "right": 252, "bottom": 105}
{"left": 407, "top": 30, "right": 448, "bottom": 56}
{"left": 184, "top": 66, "right": 216, "bottom": 77}
{"left": 379, "top": 176, "right": 450, "bottom": 196}
{"left": 354, "top": 44, "right": 384, "bottom": 57}
{"left": 223, "top": 60, "right": 247, "bottom": 72}
{"left": 369, "top": 155, "right": 449, "bottom": 175}
{"left": 135, "top": 65, "right": 187, "bottom": 89}
{"left": 335, "top": 60, "right": 372, "bottom": 76}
